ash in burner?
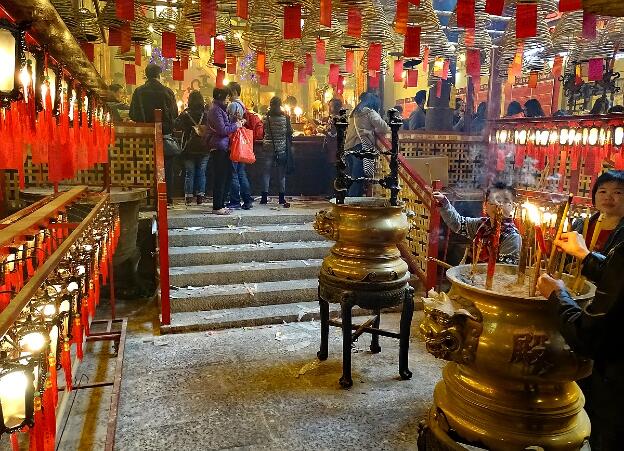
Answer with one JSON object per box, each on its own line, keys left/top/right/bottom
{"left": 459, "top": 270, "right": 546, "bottom": 298}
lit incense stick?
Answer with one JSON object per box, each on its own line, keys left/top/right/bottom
{"left": 547, "top": 194, "right": 574, "bottom": 275}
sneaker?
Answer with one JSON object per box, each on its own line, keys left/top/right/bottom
{"left": 227, "top": 202, "right": 242, "bottom": 210}
{"left": 242, "top": 202, "right": 253, "bottom": 210}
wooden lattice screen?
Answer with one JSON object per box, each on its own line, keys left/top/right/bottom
{"left": 2, "top": 123, "right": 156, "bottom": 209}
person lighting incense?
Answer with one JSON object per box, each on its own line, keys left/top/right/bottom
{"left": 433, "top": 182, "right": 521, "bottom": 265}
{"left": 547, "top": 193, "right": 574, "bottom": 275}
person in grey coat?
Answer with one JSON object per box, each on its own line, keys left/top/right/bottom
{"left": 261, "top": 96, "right": 293, "bottom": 207}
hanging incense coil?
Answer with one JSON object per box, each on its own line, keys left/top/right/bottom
{"left": 114, "top": 48, "right": 136, "bottom": 62}
{"left": 362, "top": 0, "right": 394, "bottom": 45}
{"left": 405, "top": 0, "right": 440, "bottom": 33}
{"left": 225, "top": 32, "right": 244, "bottom": 56}
{"left": 243, "top": 0, "right": 282, "bottom": 50}
{"left": 217, "top": 13, "right": 232, "bottom": 36}
{"left": 176, "top": 22, "right": 195, "bottom": 52}
{"left": 50, "top": 0, "right": 83, "bottom": 38}
{"left": 605, "top": 17, "right": 624, "bottom": 43}
{"left": 552, "top": 11, "right": 582, "bottom": 56}
{"left": 326, "top": 35, "right": 347, "bottom": 64}
{"left": 130, "top": 6, "right": 152, "bottom": 43}
{"left": 76, "top": 6, "right": 101, "bottom": 43}
{"left": 98, "top": 0, "right": 126, "bottom": 29}
{"left": 568, "top": 28, "right": 615, "bottom": 63}
{"left": 154, "top": 6, "right": 181, "bottom": 34}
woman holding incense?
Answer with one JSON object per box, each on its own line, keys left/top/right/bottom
{"left": 537, "top": 233, "right": 624, "bottom": 451}
{"left": 572, "top": 170, "right": 624, "bottom": 254}
{"left": 432, "top": 182, "right": 521, "bottom": 264}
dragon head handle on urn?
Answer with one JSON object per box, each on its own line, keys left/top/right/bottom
{"left": 313, "top": 209, "right": 338, "bottom": 241}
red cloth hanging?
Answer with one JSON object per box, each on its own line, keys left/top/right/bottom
{"left": 216, "top": 69, "right": 225, "bottom": 87}
{"left": 258, "top": 69, "right": 269, "bottom": 85}
{"left": 181, "top": 55, "right": 189, "bottom": 70}
{"left": 281, "top": 61, "right": 295, "bottom": 83}
{"left": 329, "top": 64, "right": 339, "bottom": 85}
{"left": 237, "top": 0, "right": 248, "bottom": 19}
{"left": 108, "top": 28, "right": 121, "bottom": 46}
{"left": 485, "top": 0, "right": 504, "bottom": 15}
{"left": 306, "top": 53, "right": 313, "bottom": 75}
{"left": 368, "top": 43, "right": 382, "bottom": 72}
{"left": 227, "top": 56, "right": 237, "bottom": 74}
{"left": 457, "top": 0, "right": 475, "bottom": 29}
{"left": 298, "top": 67, "right": 307, "bottom": 84}
{"left": 172, "top": 60, "right": 184, "bottom": 81}
{"left": 213, "top": 38, "right": 226, "bottom": 65}
{"left": 552, "top": 54, "right": 563, "bottom": 78}
{"left": 201, "top": 0, "right": 217, "bottom": 37}
{"left": 588, "top": 58, "right": 603, "bottom": 81}
{"left": 320, "top": 0, "right": 331, "bottom": 27}
{"left": 436, "top": 79, "right": 442, "bottom": 97}
{"left": 407, "top": 69, "right": 418, "bottom": 87}
{"left": 559, "top": 0, "right": 582, "bottom": 12}
{"left": 284, "top": 5, "right": 302, "bottom": 39}
{"left": 81, "top": 42, "right": 95, "bottom": 62}
{"left": 583, "top": 11, "right": 597, "bottom": 39}
{"left": 115, "top": 0, "right": 134, "bottom": 21}
{"left": 395, "top": 0, "right": 408, "bottom": 35}
{"left": 257, "top": 52, "right": 266, "bottom": 73}
{"left": 61, "top": 341, "right": 72, "bottom": 391}
{"left": 125, "top": 64, "right": 136, "bottom": 85}
{"left": 134, "top": 44, "right": 142, "bottom": 65}
{"left": 408, "top": 0, "right": 420, "bottom": 4}
{"left": 403, "top": 26, "right": 421, "bottom": 58}
{"left": 465, "top": 28, "right": 475, "bottom": 47}
{"left": 194, "top": 24, "right": 212, "bottom": 46}
{"left": 516, "top": 3, "right": 537, "bottom": 39}
{"left": 316, "top": 39, "right": 326, "bottom": 65}
{"left": 347, "top": 8, "right": 362, "bottom": 38}
{"left": 394, "top": 59, "right": 403, "bottom": 82}
{"left": 120, "top": 23, "right": 131, "bottom": 53}
{"left": 346, "top": 50, "right": 354, "bottom": 73}
{"left": 422, "top": 46, "right": 429, "bottom": 74}
{"left": 337, "top": 75, "right": 344, "bottom": 95}
{"left": 442, "top": 59, "right": 450, "bottom": 80}
{"left": 161, "top": 32, "right": 177, "bottom": 58}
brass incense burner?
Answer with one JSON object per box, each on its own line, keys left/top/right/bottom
{"left": 418, "top": 264, "right": 596, "bottom": 450}
{"left": 315, "top": 109, "right": 415, "bottom": 388}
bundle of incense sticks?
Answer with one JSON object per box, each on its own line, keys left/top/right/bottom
{"left": 485, "top": 207, "right": 503, "bottom": 291}
{"left": 547, "top": 194, "right": 574, "bottom": 276}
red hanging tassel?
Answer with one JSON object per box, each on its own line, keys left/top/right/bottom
{"left": 10, "top": 433, "right": 19, "bottom": 451}
{"left": 48, "top": 355, "right": 58, "bottom": 408}
{"left": 582, "top": 11, "right": 596, "bottom": 39}
{"left": 115, "top": 0, "right": 134, "bottom": 21}
{"left": 394, "top": 0, "right": 408, "bottom": 35}
{"left": 213, "top": 39, "right": 226, "bottom": 65}
{"left": 61, "top": 341, "right": 72, "bottom": 392}
{"left": 125, "top": 64, "right": 136, "bottom": 85}
{"left": 32, "top": 397, "right": 44, "bottom": 451}
{"left": 368, "top": 43, "right": 382, "bottom": 72}
{"left": 329, "top": 64, "right": 339, "bottom": 85}
{"left": 81, "top": 299, "right": 91, "bottom": 337}
{"left": 227, "top": 56, "right": 237, "bottom": 75}
{"left": 316, "top": 39, "right": 326, "bottom": 65}
{"left": 406, "top": 70, "right": 418, "bottom": 87}
{"left": 346, "top": 50, "right": 354, "bottom": 74}
{"left": 559, "top": 0, "right": 581, "bottom": 12}
{"left": 73, "top": 316, "right": 84, "bottom": 360}
{"left": 485, "top": 0, "right": 504, "bottom": 15}
{"left": 305, "top": 53, "right": 313, "bottom": 75}
{"left": 42, "top": 380, "right": 56, "bottom": 450}
{"left": 216, "top": 69, "right": 225, "bottom": 88}
{"left": 161, "top": 32, "right": 177, "bottom": 58}
{"left": 172, "top": 61, "right": 184, "bottom": 81}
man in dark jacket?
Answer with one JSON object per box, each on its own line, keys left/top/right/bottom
{"left": 129, "top": 64, "right": 179, "bottom": 204}
{"left": 538, "top": 232, "right": 624, "bottom": 451}
{"left": 408, "top": 90, "right": 427, "bottom": 130}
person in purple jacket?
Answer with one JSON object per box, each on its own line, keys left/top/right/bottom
{"left": 205, "top": 87, "right": 242, "bottom": 215}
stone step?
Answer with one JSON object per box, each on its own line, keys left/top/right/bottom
{"left": 160, "top": 301, "right": 378, "bottom": 334}
{"left": 168, "top": 224, "right": 319, "bottom": 247}
{"left": 166, "top": 210, "right": 318, "bottom": 229}
{"left": 170, "top": 259, "right": 322, "bottom": 287}
{"left": 168, "top": 241, "right": 332, "bottom": 266}
{"left": 170, "top": 278, "right": 319, "bottom": 313}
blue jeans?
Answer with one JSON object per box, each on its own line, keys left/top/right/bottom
{"left": 346, "top": 146, "right": 364, "bottom": 197}
{"left": 261, "top": 155, "right": 286, "bottom": 193}
{"left": 184, "top": 154, "right": 210, "bottom": 196}
{"left": 229, "top": 162, "right": 253, "bottom": 205}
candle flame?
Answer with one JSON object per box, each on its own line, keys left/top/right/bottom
{"left": 522, "top": 202, "right": 541, "bottom": 224}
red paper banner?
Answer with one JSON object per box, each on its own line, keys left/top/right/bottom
{"left": 369, "top": 72, "right": 379, "bottom": 88}
{"left": 320, "top": 0, "right": 331, "bottom": 27}
{"left": 227, "top": 56, "right": 237, "bottom": 74}
{"left": 201, "top": 0, "right": 217, "bottom": 37}
{"left": 588, "top": 58, "right": 603, "bottom": 81}
{"left": 407, "top": 70, "right": 418, "bottom": 87}
{"left": 181, "top": 55, "right": 189, "bottom": 70}
{"left": 442, "top": 59, "right": 450, "bottom": 80}
{"left": 466, "top": 49, "right": 480, "bottom": 80}
{"left": 172, "top": 61, "right": 184, "bottom": 81}
{"left": 216, "top": 69, "right": 225, "bottom": 87}
{"left": 258, "top": 69, "right": 269, "bottom": 85}
{"left": 559, "top": 0, "right": 582, "bottom": 12}
{"left": 284, "top": 5, "right": 302, "bottom": 39}
{"left": 368, "top": 43, "right": 382, "bottom": 72}
{"left": 194, "top": 24, "right": 212, "bottom": 46}
{"left": 347, "top": 8, "right": 362, "bottom": 38}
{"left": 457, "top": 0, "right": 475, "bottom": 29}
{"left": 346, "top": 50, "right": 354, "bottom": 73}
{"left": 403, "top": 26, "right": 421, "bottom": 58}
{"left": 115, "top": 0, "right": 134, "bottom": 21}
{"left": 316, "top": 39, "right": 326, "bottom": 65}
{"left": 281, "top": 61, "right": 295, "bottom": 83}
{"left": 465, "top": 28, "right": 475, "bottom": 47}
{"left": 528, "top": 71, "right": 538, "bottom": 88}
{"left": 109, "top": 28, "right": 121, "bottom": 46}
{"left": 305, "top": 53, "right": 313, "bottom": 75}
{"left": 485, "top": 0, "right": 504, "bottom": 15}
{"left": 583, "top": 11, "right": 597, "bottom": 39}
{"left": 394, "top": 59, "right": 403, "bottom": 82}
{"left": 298, "top": 67, "right": 307, "bottom": 84}
{"left": 408, "top": 0, "right": 420, "bottom": 4}
{"left": 125, "top": 64, "right": 136, "bottom": 85}
{"left": 516, "top": 3, "right": 537, "bottom": 39}
{"left": 436, "top": 79, "right": 442, "bottom": 97}
{"left": 237, "top": 0, "right": 248, "bottom": 20}
{"left": 120, "top": 23, "right": 131, "bottom": 53}
{"left": 162, "top": 31, "right": 177, "bottom": 58}
{"left": 552, "top": 54, "right": 563, "bottom": 78}
{"left": 257, "top": 52, "right": 266, "bottom": 73}
{"left": 81, "top": 42, "right": 95, "bottom": 62}
{"left": 134, "top": 44, "right": 142, "bottom": 65}
{"left": 337, "top": 75, "right": 344, "bottom": 95}
{"left": 422, "top": 46, "right": 429, "bottom": 74}
{"left": 329, "top": 64, "right": 339, "bottom": 85}
{"left": 214, "top": 38, "right": 226, "bottom": 65}
{"left": 395, "top": 0, "right": 408, "bottom": 35}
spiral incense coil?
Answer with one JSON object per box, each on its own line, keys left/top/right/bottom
{"left": 76, "top": 6, "right": 102, "bottom": 43}
{"left": 362, "top": 0, "right": 394, "bottom": 45}
{"left": 243, "top": 0, "right": 282, "bottom": 49}
{"left": 216, "top": 13, "right": 232, "bottom": 36}
{"left": 98, "top": 0, "right": 126, "bottom": 29}
{"left": 176, "top": 22, "right": 195, "bottom": 52}
{"left": 50, "top": 0, "right": 83, "bottom": 37}
{"left": 605, "top": 17, "right": 624, "bottom": 44}
{"left": 272, "top": 40, "right": 300, "bottom": 62}
{"left": 225, "top": 32, "right": 244, "bottom": 56}
{"left": 154, "top": 7, "right": 181, "bottom": 34}
{"left": 423, "top": 29, "right": 453, "bottom": 60}
{"left": 568, "top": 28, "right": 615, "bottom": 63}
{"left": 114, "top": 48, "right": 136, "bottom": 62}
{"left": 325, "top": 35, "right": 347, "bottom": 64}
{"left": 552, "top": 11, "right": 582, "bottom": 55}
{"left": 406, "top": 0, "right": 440, "bottom": 33}
{"left": 130, "top": 6, "right": 152, "bottom": 43}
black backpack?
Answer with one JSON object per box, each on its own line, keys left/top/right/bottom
{"left": 182, "top": 111, "right": 207, "bottom": 154}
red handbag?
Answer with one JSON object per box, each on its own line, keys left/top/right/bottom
{"left": 230, "top": 127, "right": 256, "bottom": 163}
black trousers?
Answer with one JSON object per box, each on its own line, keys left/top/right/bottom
{"left": 211, "top": 149, "right": 232, "bottom": 210}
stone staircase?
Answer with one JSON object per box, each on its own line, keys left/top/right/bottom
{"left": 161, "top": 201, "right": 345, "bottom": 333}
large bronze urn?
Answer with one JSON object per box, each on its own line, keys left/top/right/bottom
{"left": 419, "top": 264, "right": 595, "bottom": 450}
